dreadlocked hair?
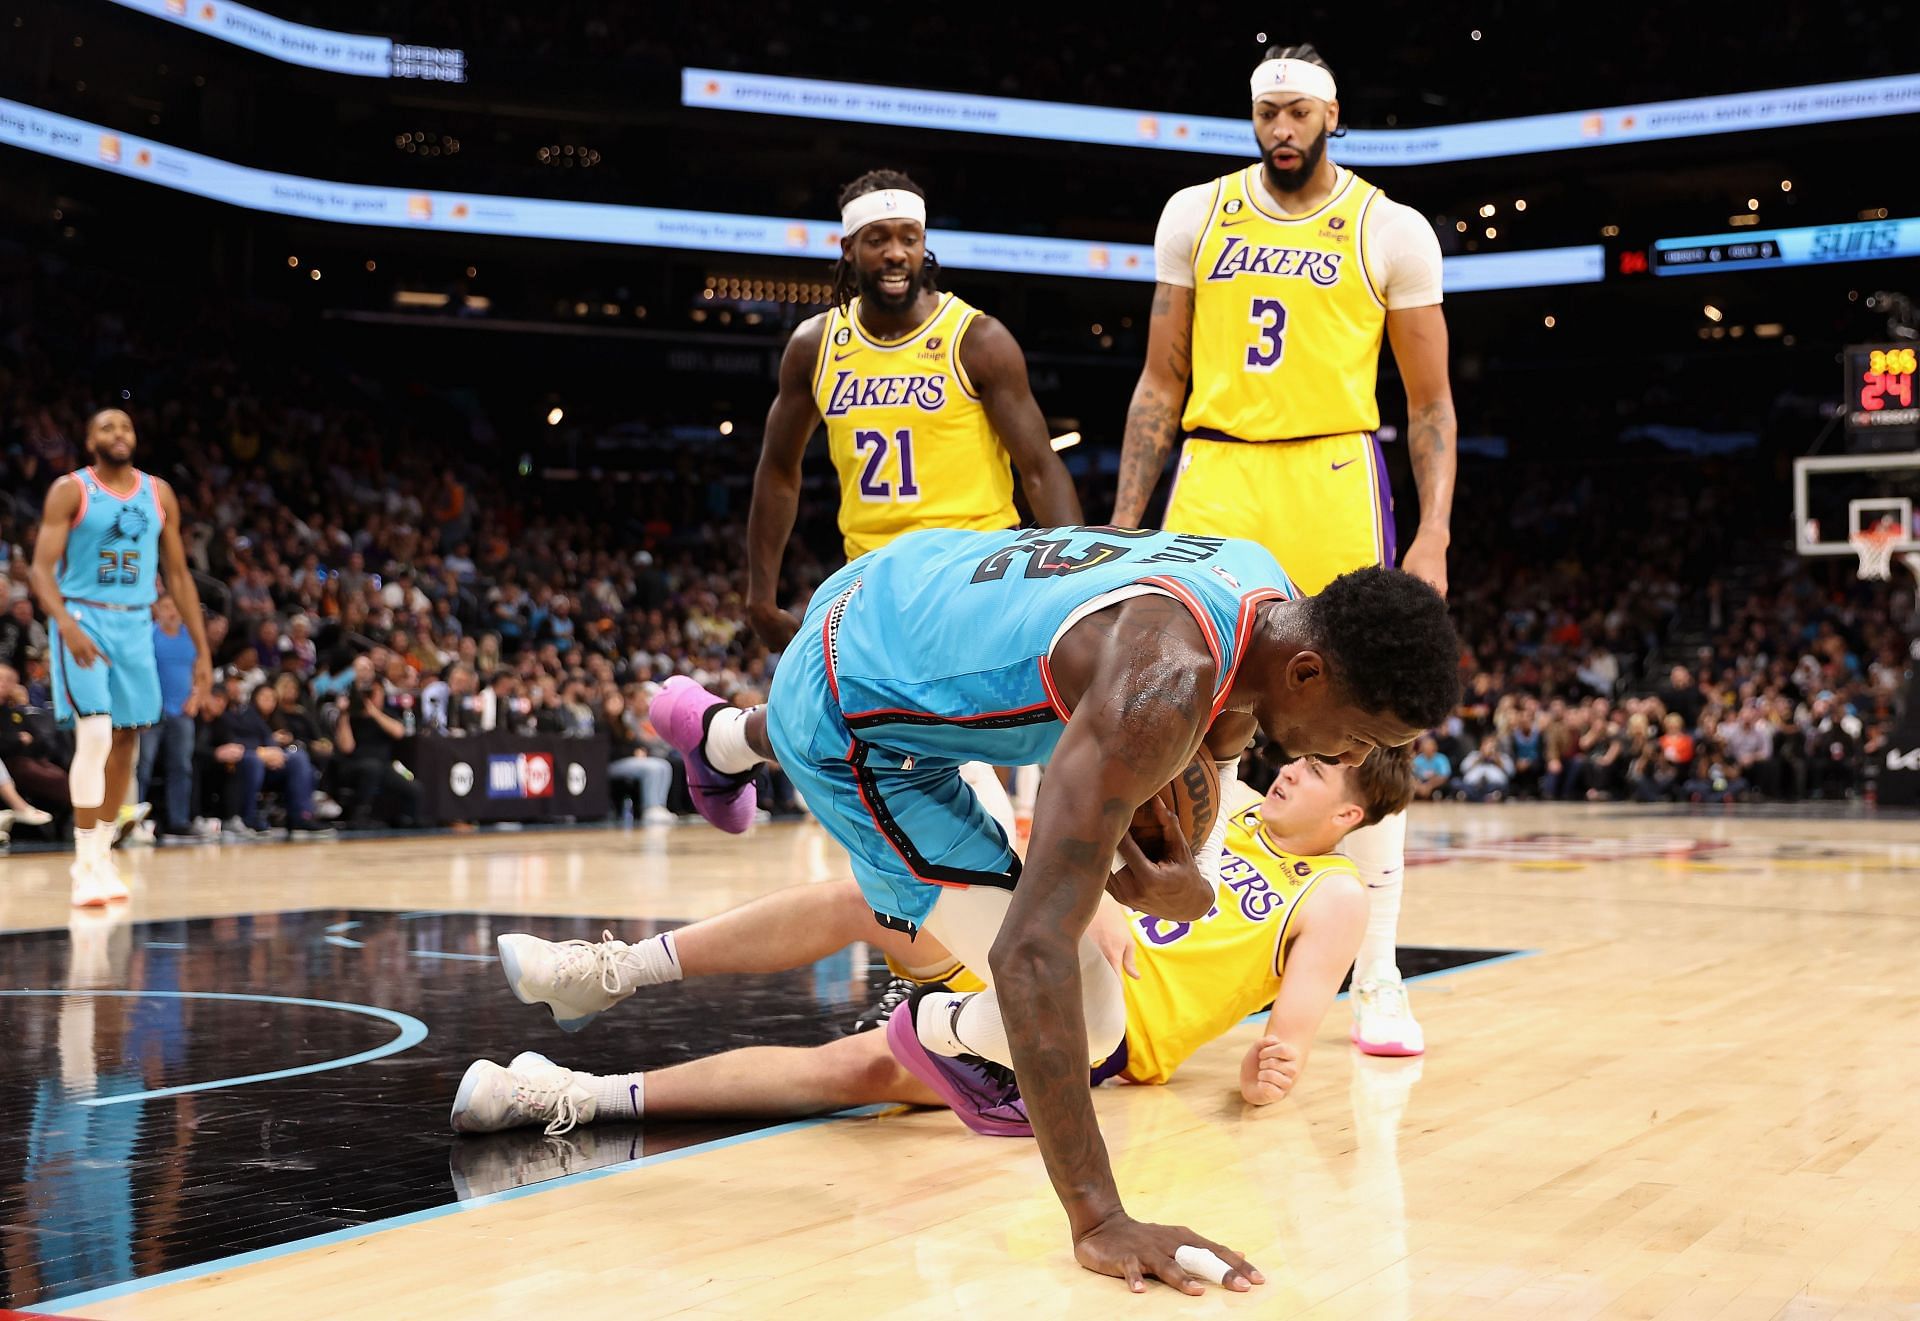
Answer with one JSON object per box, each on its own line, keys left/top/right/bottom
{"left": 830, "top": 169, "right": 941, "bottom": 310}
{"left": 1260, "top": 41, "right": 1347, "bottom": 136}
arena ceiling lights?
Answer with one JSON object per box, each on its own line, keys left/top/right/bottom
{"left": 100, "top": 0, "right": 464, "bottom": 80}
{"left": 681, "top": 69, "right": 1920, "bottom": 166}
{"left": 0, "top": 97, "right": 1612, "bottom": 292}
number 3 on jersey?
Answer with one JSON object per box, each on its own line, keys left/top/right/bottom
{"left": 854, "top": 428, "right": 921, "bottom": 502}
{"left": 1246, "top": 297, "right": 1287, "bottom": 370}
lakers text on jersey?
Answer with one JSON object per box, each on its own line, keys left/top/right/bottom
{"left": 811, "top": 294, "right": 1017, "bottom": 559}
{"left": 1184, "top": 166, "right": 1387, "bottom": 444}
{"left": 1118, "top": 802, "right": 1355, "bottom": 1084}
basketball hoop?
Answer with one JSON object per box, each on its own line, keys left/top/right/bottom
{"left": 1851, "top": 524, "right": 1904, "bottom": 580}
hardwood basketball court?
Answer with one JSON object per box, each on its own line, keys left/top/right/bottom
{"left": 4, "top": 802, "right": 1918, "bottom": 1319}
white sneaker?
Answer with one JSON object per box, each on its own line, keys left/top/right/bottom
{"left": 640, "top": 805, "right": 675, "bottom": 826}
{"left": 1351, "top": 974, "right": 1426, "bottom": 1057}
{"left": 14, "top": 804, "right": 53, "bottom": 828}
{"left": 112, "top": 802, "right": 152, "bottom": 847}
{"left": 128, "top": 820, "right": 157, "bottom": 847}
{"left": 71, "top": 860, "right": 130, "bottom": 908}
{"left": 313, "top": 792, "right": 343, "bottom": 821}
{"left": 496, "top": 931, "right": 638, "bottom": 1031}
{"left": 450, "top": 1051, "right": 597, "bottom": 1135}
{"left": 0, "top": 809, "right": 11, "bottom": 854}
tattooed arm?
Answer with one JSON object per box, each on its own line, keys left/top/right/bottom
{"left": 1111, "top": 282, "right": 1194, "bottom": 528}
{"left": 993, "top": 597, "right": 1260, "bottom": 1294}
{"left": 1385, "top": 304, "right": 1456, "bottom": 597}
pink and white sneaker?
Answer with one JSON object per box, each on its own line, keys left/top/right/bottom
{"left": 1351, "top": 975, "right": 1426, "bottom": 1057}
{"left": 884, "top": 993, "right": 1031, "bottom": 1138}
{"left": 646, "top": 676, "right": 757, "bottom": 834}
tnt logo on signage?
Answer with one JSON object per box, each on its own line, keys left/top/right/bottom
{"left": 487, "top": 753, "right": 555, "bottom": 799}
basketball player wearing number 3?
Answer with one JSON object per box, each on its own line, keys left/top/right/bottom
{"left": 1113, "top": 43, "right": 1456, "bottom": 1058}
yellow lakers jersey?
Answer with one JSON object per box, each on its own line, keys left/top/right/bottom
{"left": 1183, "top": 165, "right": 1388, "bottom": 443}
{"left": 1118, "top": 803, "right": 1354, "bottom": 1085}
{"left": 811, "top": 293, "right": 1018, "bottom": 560}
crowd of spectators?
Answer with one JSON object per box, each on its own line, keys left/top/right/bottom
{"left": 0, "top": 257, "right": 1914, "bottom": 851}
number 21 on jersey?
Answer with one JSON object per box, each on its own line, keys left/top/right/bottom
{"left": 854, "top": 427, "right": 920, "bottom": 502}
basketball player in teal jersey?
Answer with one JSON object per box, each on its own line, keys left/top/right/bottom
{"left": 30, "top": 410, "right": 212, "bottom": 906}
{"left": 636, "top": 525, "right": 1458, "bottom": 1293}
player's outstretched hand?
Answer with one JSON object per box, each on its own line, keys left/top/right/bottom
{"left": 746, "top": 601, "right": 802, "bottom": 652}
{"left": 1073, "top": 1212, "right": 1262, "bottom": 1295}
{"left": 59, "top": 621, "right": 103, "bottom": 668}
{"left": 1109, "top": 799, "right": 1211, "bottom": 922}
{"left": 1239, "top": 1036, "right": 1301, "bottom": 1105}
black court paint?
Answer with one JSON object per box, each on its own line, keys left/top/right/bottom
{"left": 0, "top": 909, "right": 1514, "bottom": 1309}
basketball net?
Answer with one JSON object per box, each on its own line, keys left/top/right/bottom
{"left": 1851, "top": 525, "right": 1905, "bottom": 581}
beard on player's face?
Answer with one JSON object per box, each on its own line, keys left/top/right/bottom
{"left": 853, "top": 257, "right": 923, "bottom": 312}
{"left": 1261, "top": 121, "right": 1329, "bottom": 193}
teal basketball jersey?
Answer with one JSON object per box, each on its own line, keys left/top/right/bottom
{"left": 821, "top": 526, "right": 1300, "bottom": 765}
{"left": 59, "top": 468, "right": 163, "bottom": 607}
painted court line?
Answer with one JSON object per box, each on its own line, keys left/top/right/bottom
{"left": 0, "top": 990, "right": 427, "bottom": 1106}
{"left": 30, "top": 950, "right": 1532, "bottom": 1315}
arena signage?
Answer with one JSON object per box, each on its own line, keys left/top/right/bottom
{"left": 0, "top": 97, "right": 1598, "bottom": 291}
{"left": 682, "top": 69, "right": 1920, "bottom": 166}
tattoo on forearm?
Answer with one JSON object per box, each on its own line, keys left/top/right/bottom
{"left": 1407, "top": 400, "right": 1457, "bottom": 523}
{"left": 1116, "top": 389, "right": 1179, "bottom": 520}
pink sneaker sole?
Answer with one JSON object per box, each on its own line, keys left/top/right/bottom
{"left": 647, "top": 676, "right": 757, "bottom": 834}
{"left": 884, "top": 1002, "right": 1031, "bottom": 1137}
{"left": 1350, "top": 1026, "right": 1425, "bottom": 1057}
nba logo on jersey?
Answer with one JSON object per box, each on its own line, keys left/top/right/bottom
{"left": 487, "top": 753, "right": 554, "bottom": 798}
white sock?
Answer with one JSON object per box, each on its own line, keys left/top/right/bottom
{"left": 588, "top": 1071, "right": 644, "bottom": 1121}
{"left": 703, "top": 706, "right": 764, "bottom": 775}
{"left": 613, "top": 932, "right": 682, "bottom": 989}
{"left": 1344, "top": 809, "right": 1408, "bottom": 983}
{"left": 77, "top": 823, "right": 114, "bottom": 869}
{"left": 917, "top": 989, "right": 1011, "bottom": 1064}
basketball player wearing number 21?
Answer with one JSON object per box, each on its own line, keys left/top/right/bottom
{"left": 735, "top": 170, "right": 1081, "bottom": 834}
{"left": 29, "top": 409, "right": 213, "bottom": 907}
{"left": 1112, "top": 43, "right": 1456, "bottom": 1058}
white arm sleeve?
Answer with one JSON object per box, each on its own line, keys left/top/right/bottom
{"left": 1366, "top": 196, "right": 1445, "bottom": 310}
{"left": 1190, "top": 757, "right": 1241, "bottom": 885}
{"left": 1153, "top": 183, "right": 1216, "bottom": 289}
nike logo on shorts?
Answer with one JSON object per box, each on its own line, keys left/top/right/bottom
{"left": 1331, "top": 459, "right": 1357, "bottom": 471}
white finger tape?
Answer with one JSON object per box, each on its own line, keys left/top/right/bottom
{"left": 1175, "top": 1245, "right": 1233, "bottom": 1285}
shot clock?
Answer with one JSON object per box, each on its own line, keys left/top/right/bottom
{"left": 1847, "top": 344, "right": 1919, "bottom": 446}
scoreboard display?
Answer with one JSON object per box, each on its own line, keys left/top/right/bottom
{"left": 1847, "top": 344, "right": 1919, "bottom": 445}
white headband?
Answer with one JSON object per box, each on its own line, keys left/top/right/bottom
{"left": 1250, "top": 58, "right": 1337, "bottom": 105}
{"left": 841, "top": 188, "right": 927, "bottom": 237}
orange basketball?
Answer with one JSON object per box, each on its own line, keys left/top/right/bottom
{"left": 1126, "top": 751, "right": 1221, "bottom": 861}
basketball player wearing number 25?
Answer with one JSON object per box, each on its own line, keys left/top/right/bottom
{"left": 29, "top": 409, "right": 214, "bottom": 908}
{"left": 648, "top": 522, "right": 1460, "bottom": 1292}
{"left": 1113, "top": 43, "right": 1458, "bottom": 1059}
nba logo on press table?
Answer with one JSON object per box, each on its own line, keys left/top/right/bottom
{"left": 487, "top": 753, "right": 555, "bottom": 798}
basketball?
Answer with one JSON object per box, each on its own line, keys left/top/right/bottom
{"left": 1126, "top": 752, "right": 1222, "bottom": 862}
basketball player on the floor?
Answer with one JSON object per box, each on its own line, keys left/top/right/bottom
{"left": 734, "top": 168, "right": 1081, "bottom": 837}
{"left": 456, "top": 748, "right": 1413, "bottom": 1134}
{"left": 644, "top": 523, "right": 1459, "bottom": 1292}
{"left": 29, "top": 409, "right": 212, "bottom": 906}
{"left": 1112, "top": 43, "right": 1456, "bottom": 1059}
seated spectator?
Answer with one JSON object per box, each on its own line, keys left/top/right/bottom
{"left": 1459, "top": 735, "right": 1514, "bottom": 803}
{"left": 279, "top": 616, "right": 318, "bottom": 675}
{"left": 1657, "top": 713, "right": 1697, "bottom": 776}
{"left": 0, "top": 597, "right": 46, "bottom": 673}
{"left": 0, "top": 661, "right": 69, "bottom": 814}
{"left": 0, "top": 756, "right": 56, "bottom": 850}
{"left": 1718, "top": 703, "right": 1777, "bottom": 798}
{"left": 1682, "top": 746, "right": 1746, "bottom": 803}
{"left": 217, "top": 685, "right": 334, "bottom": 838}
{"left": 332, "top": 678, "right": 419, "bottom": 827}
{"left": 1503, "top": 708, "right": 1544, "bottom": 799}
{"left": 1411, "top": 735, "right": 1453, "bottom": 801}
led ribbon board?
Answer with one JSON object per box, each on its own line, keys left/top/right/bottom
{"left": 0, "top": 97, "right": 1601, "bottom": 291}
{"left": 682, "top": 69, "right": 1920, "bottom": 166}
{"left": 1653, "top": 216, "right": 1920, "bottom": 275}
{"left": 101, "top": 0, "right": 464, "bottom": 80}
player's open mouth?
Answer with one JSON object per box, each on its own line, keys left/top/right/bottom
{"left": 1271, "top": 149, "right": 1300, "bottom": 166}
{"left": 877, "top": 272, "right": 910, "bottom": 294}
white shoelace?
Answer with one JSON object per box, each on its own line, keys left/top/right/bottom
{"left": 551, "top": 930, "right": 631, "bottom": 995}
{"left": 1359, "top": 978, "right": 1410, "bottom": 1019}
{"left": 512, "top": 1073, "right": 585, "bottom": 1136}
